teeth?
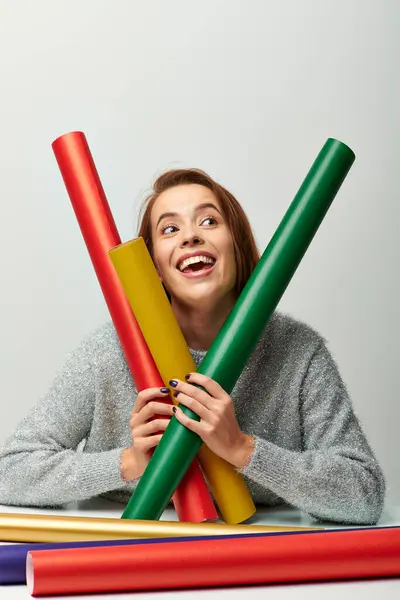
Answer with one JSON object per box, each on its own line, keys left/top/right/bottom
{"left": 178, "top": 255, "right": 215, "bottom": 271}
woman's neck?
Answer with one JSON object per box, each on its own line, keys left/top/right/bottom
{"left": 171, "top": 294, "right": 236, "bottom": 351}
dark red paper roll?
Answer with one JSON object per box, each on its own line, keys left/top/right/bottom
{"left": 27, "top": 527, "right": 400, "bottom": 596}
{"left": 51, "top": 131, "right": 217, "bottom": 523}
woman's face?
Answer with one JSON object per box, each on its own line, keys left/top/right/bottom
{"left": 150, "top": 184, "right": 237, "bottom": 309}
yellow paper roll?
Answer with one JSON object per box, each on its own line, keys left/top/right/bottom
{"left": 109, "top": 238, "right": 256, "bottom": 524}
{"left": 0, "top": 513, "right": 321, "bottom": 543}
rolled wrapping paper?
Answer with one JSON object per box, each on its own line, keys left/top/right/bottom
{"left": 51, "top": 131, "right": 217, "bottom": 523}
{"left": 27, "top": 527, "right": 400, "bottom": 596}
{"left": 0, "top": 512, "right": 317, "bottom": 543}
{"left": 109, "top": 239, "right": 255, "bottom": 524}
{"left": 112, "top": 138, "right": 356, "bottom": 523}
{"left": 1, "top": 533, "right": 274, "bottom": 585}
{"left": 197, "top": 139, "right": 356, "bottom": 392}
{"left": 0, "top": 538, "right": 182, "bottom": 585}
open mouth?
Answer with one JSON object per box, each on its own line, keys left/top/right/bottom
{"left": 176, "top": 254, "right": 216, "bottom": 276}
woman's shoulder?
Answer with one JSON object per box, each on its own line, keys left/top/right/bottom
{"left": 70, "top": 321, "right": 128, "bottom": 373}
{"left": 78, "top": 314, "right": 325, "bottom": 372}
{"left": 258, "top": 310, "right": 326, "bottom": 360}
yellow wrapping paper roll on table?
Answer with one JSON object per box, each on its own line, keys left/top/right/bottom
{"left": 0, "top": 513, "right": 320, "bottom": 543}
{"left": 109, "top": 238, "right": 255, "bottom": 524}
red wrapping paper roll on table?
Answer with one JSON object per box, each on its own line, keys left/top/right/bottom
{"left": 27, "top": 526, "right": 400, "bottom": 596}
{"left": 51, "top": 131, "right": 217, "bottom": 523}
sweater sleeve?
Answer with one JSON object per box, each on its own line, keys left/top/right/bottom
{"left": 240, "top": 341, "right": 386, "bottom": 524}
{"left": 0, "top": 335, "right": 132, "bottom": 507}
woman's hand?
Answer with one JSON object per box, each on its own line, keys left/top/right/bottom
{"left": 120, "top": 387, "right": 174, "bottom": 481}
{"left": 169, "top": 373, "right": 254, "bottom": 468}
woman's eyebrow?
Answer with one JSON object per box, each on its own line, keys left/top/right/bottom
{"left": 156, "top": 212, "right": 177, "bottom": 227}
{"left": 195, "top": 202, "right": 222, "bottom": 215}
{"left": 156, "top": 203, "right": 221, "bottom": 228}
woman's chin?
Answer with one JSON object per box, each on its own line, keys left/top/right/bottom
{"left": 167, "top": 276, "right": 236, "bottom": 310}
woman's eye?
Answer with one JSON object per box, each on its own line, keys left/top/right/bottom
{"left": 161, "top": 224, "right": 178, "bottom": 235}
{"left": 201, "top": 216, "right": 218, "bottom": 226}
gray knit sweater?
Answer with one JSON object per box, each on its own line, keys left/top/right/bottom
{"left": 0, "top": 311, "right": 385, "bottom": 524}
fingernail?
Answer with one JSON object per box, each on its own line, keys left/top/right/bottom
{"left": 172, "top": 406, "right": 177, "bottom": 413}
{"left": 173, "top": 391, "right": 179, "bottom": 398}
{"left": 185, "top": 374, "right": 191, "bottom": 380}
{"left": 169, "top": 380, "right": 178, "bottom": 387}
{"left": 160, "top": 388, "right": 169, "bottom": 393}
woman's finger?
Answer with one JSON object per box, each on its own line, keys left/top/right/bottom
{"left": 142, "top": 434, "right": 163, "bottom": 452}
{"left": 141, "top": 400, "right": 174, "bottom": 420}
{"left": 132, "top": 387, "right": 170, "bottom": 415}
{"left": 169, "top": 379, "right": 215, "bottom": 410}
{"left": 130, "top": 401, "right": 173, "bottom": 429}
{"left": 133, "top": 418, "right": 170, "bottom": 438}
{"left": 174, "top": 392, "right": 210, "bottom": 421}
{"left": 173, "top": 407, "right": 204, "bottom": 436}
{"left": 182, "top": 373, "right": 228, "bottom": 401}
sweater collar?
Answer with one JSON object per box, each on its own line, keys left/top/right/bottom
{"left": 189, "top": 347, "right": 207, "bottom": 367}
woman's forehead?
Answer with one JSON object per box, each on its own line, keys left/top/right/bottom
{"left": 151, "top": 185, "right": 221, "bottom": 224}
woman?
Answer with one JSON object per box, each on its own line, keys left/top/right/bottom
{"left": 0, "top": 169, "right": 386, "bottom": 524}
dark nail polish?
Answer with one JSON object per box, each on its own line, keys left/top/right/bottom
{"left": 169, "top": 380, "right": 178, "bottom": 387}
{"left": 172, "top": 406, "right": 177, "bottom": 413}
{"left": 185, "top": 374, "right": 191, "bottom": 380}
{"left": 160, "top": 388, "right": 169, "bottom": 393}
{"left": 173, "top": 391, "right": 180, "bottom": 398}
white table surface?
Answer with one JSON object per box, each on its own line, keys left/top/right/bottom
{"left": 1, "top": 499, "right": 399, "bottom": 600}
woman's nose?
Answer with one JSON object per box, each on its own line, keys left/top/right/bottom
{"left": 182, "top": 235, "right": 203, "bottom": 247}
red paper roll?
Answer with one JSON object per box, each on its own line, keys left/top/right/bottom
{"left": 27, "top": 527, "right": 400, "bottom": 596}
{"left": 51, "top": 131, "right": 217, "bottom": 523}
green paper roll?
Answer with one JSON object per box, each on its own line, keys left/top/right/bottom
{"left": 124, "top": 138, "right": 355, "bottom": 521}
{"left": 198, "top": 138, "right": 355, "bottom": 391}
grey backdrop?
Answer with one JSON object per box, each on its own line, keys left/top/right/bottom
{"left": 0, "top": 0, "right": 399, "bottom": 504}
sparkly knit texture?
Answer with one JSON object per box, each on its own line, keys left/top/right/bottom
{"left": 0, "top": 312, "right": 385, "bottom": 524}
